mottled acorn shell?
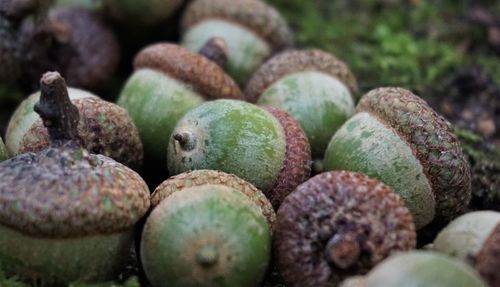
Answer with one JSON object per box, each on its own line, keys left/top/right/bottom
{"left": 245, "top": 49, "right": 358, "bottom": 103}
{"left": 151, "top": 169, "right": 276, "bottom": 230}
{"left": 476, "top": 223, "right": 500, "bottom": 287}
{"left": 0, "top": 137, "right": 7, "bottom": 161}
{"left": 24, "top": 7, "right": 120, "bottom": 90}
{"left": 275, "top": 171, "right": 416, "bottom": 287}
{"left": 357, "top": 87, "right": 471, "bottom": 223}
{"left": 134, "top": 43, "right": 243, "bottom": 101}
{"left": 0, "top": 146, "right": 150, "bottom": 237}
{"left": 263, "top": 107, "right": 311, "bottom": 208}
{"left": 6, "top": 89, "right": 143, "bottom": 169}
{"left": 181, "top": 0, "right": 292, "bottom": 52}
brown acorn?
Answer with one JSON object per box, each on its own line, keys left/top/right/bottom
{"left": 274, "top": 171, "right": 416, "bottom": 287}
{"left": 0, "top": 72, "right": 150, "bottom": 286}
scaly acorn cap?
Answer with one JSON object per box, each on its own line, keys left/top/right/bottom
{"left": 263, "top": 106, "right": 311, "bottom": 208}
{"left": 133, "top": 41, "right": 243, "bottom": 101}
{"left": 245, "top": 49, "right": 359, "bottom": 103}
{"left": 151, "top": 169, "right": 275, "bottom": 230}
{"left": 275, "top": 171, "right": 416, "bottom": 287}
{"left": 475, "top": 223, "right": 500, "bottom": 287}
{"left": 23, "top": 7, "right": 120, "bottom": 90}
{"left": 6, "top": 90, "right": 143, "bottom": 169}
{"left": 0, "top": 72, "right": 150, "bottom": 237}
{"left": 357, "top": 87, "right": 471, "bottom": 223}
{"left": 181, "top": 0, "right": 293, "bottom": 52}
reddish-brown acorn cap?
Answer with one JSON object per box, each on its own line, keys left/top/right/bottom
{"left": 134, "top": 43, "right": 243, "bottom": 101}
{"left": 245, "top": 49, "right": 359, "bottom": 103}
{"left": 181, "top": 0, "right": 293, "bottom": 52}
{"left": 17, "top": 97, "right": 143, "bottom": 170}
{"left": 475, "top": 223, "right": 500, "bottom": 287}
{"left": 151, "top": 169, "right": 275, "bottom": 229}
{"left": 275, "top": 171, "right": 416, "bottom": 287}
{"left": 263, "top": 106, "right": 311, "bottom": 208}
{"left": 357, "top": 87, "right": 471, "bottom": 223}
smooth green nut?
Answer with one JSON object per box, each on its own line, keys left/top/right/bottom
{"left": 141, "top": 185, "right": 271, "bottom": 287}
{"left": 102, "top": 0, "right": 183, "bottom": 26}
{"left": 182, "top": 20, "right": 271, "bottom": 85}
{"left": 433, "top": 211, "right": 500, "bottom": 262}
{"left": 258, "top": 71, "right": 355, "bottom": 157}
{"left": 340, "top": 251, "right": 487, "bottom": 287}
{"left": 167, "top": 99, "right": 286, "bottom": 192}
{"left": 0, "top": 138, "right": 7, "bottom": 161}
{"left": 118, "top": 69, "right": 204, "bottom": 161}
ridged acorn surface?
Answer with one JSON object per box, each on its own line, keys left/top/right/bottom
{"left": 340, "top": 251, "right": 487, "bottom": 287}
{"left": 0, "top": 72, "right": 150, "bottom": 286}
{"left": 245, "top": 49, "right": 359, "bottom": 157}
{"left": 141, "top": 181, "right": 271, "bottom": 287}
{"left": 274, "top": 171, "right": 416, "bottom": 287}
{"left": 118, "top": 40, "right": 243, "bottom": 163}
{"left": 433, "top": 211, "right": 500, "bottom": 287}
{"left": 167, "top": 99, "right": 311, "bottom": 198}
{"left": 181, "top": 0, "right": 293, "bottom": 85}
{"left": 102, "top": 0, "right": 184, "bottom": 26}
{"left": 324, "top": 87, "right": 471, "bottom": 229}
{"left": 6, "top": 87, "right": 143, "bottom": 169}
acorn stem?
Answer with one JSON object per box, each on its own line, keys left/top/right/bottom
{"left": 174, "top": 132, "right": 197, "bottom": 151}
{"left": 34, "top": 71, "right": 81, "bottom": 147}
{"left": 325, "top": 232, "right": 361, "bottom": 269}
{"left": 198, "top": 37, "right": 228, "bottom": 67}
{"left": 196, "top": 245, "right": 219, "bottom": 268}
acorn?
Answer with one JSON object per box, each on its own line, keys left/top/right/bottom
{"left": 340, "top": 251, "right": 487, "bottom": 287}
{"left": 141, "top": 171, "right": 272, "bottom": 287}
{"left": 117, "top": 39, "right": 243, "bottom": 165}
{"left": 5, "top": 87, "right": 143, "bottom": 169}
{"left": 324, "top": 87, "right": 471, "bottom": 229}
{"left": 274, "top": 171, "right": 416, "bottom": 287}
{"left": 433, "top": 211, "right": 500, "bottom": 287}
{"left": 0, "top": 72, "right": 150, "bottom": 286}
{"left": 0, "top": 137, "right": 7, "bottom": 161}
{"left": 167, "top": 99, "right": 311, "bottom": 206}
{"left": 245, "top": 49, "right": 359, "bottom": 157}
{"left": 101, "top": 0, "right": 184, "bottom": 27}
{"left": 181, "top": 0, "right": 293, "bottom": 85}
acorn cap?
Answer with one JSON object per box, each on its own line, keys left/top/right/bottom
{"left": 0, "top": 72, "right": 150, "bottom": 238}
{"left": 134, "top": 42, "right": 243, "bottom": 101}
{"left": 13, "top": 95, "right": 143, "bottom": 170}
{"left": 181, "top": 0, "right": 293, "bottom": 52}
{"left": 263, "top": 106, "right": 311, "bottom": 208}
{"left": 475, "top": 223, "right": 500, "bottom": 287}
{"left": 24, "top": 7, "right": 120, "bottom": 90}
{"left": 151, "top": 169, "right": 275, "bottom": 229}
{"left": 357, "top": 87, "right": 471, "bottom": 223}
{"left": 274, "top": 171, "right": 416, "bottom": 287}
{"left": 245, "top": 49, "right": 359, "bottom": 103}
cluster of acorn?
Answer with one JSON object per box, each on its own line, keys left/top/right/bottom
{"left": 1, "top": 0, "right": 499, "bottom": 287}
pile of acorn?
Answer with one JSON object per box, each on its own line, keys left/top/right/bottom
{"left": 0, "top": 0, "right": 499, "bottom": 287}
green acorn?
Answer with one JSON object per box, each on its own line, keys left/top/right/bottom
{"left": 167, "top": 99, "right": 311, "bottom": 206}
{"left": 433, "top": 211, "right": 500, "bottom": 287}
{"left": 324, "top": 87, "right": 471, "bottom": 229}
{"left": 0, "top": 72, "right": 150, "bottom": 286}
{"left": 6, "top": 87, "right": 143, "bottom": 169}
{"left": 245, "top": 49, "right": 359, "bottom": 158}
{"left": 141, "top": 170, "right": 272, "bottom": 287}
{"left": 275, "top": 171, "right": 416, "bottom": 287}
{"left": 340, "top": 251, "right": 487, "bottom": 287}
{"left": 118, "top": 39, "right": 243, "bottom": 165}
{"left": 0, "top": 137, "right": 7, "bottom": 161}
{"left": 101, "top": 0, "right": 184, "bottom": 26}
{"left": 181, "top": 0, "right": 293, "bottom": 85}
